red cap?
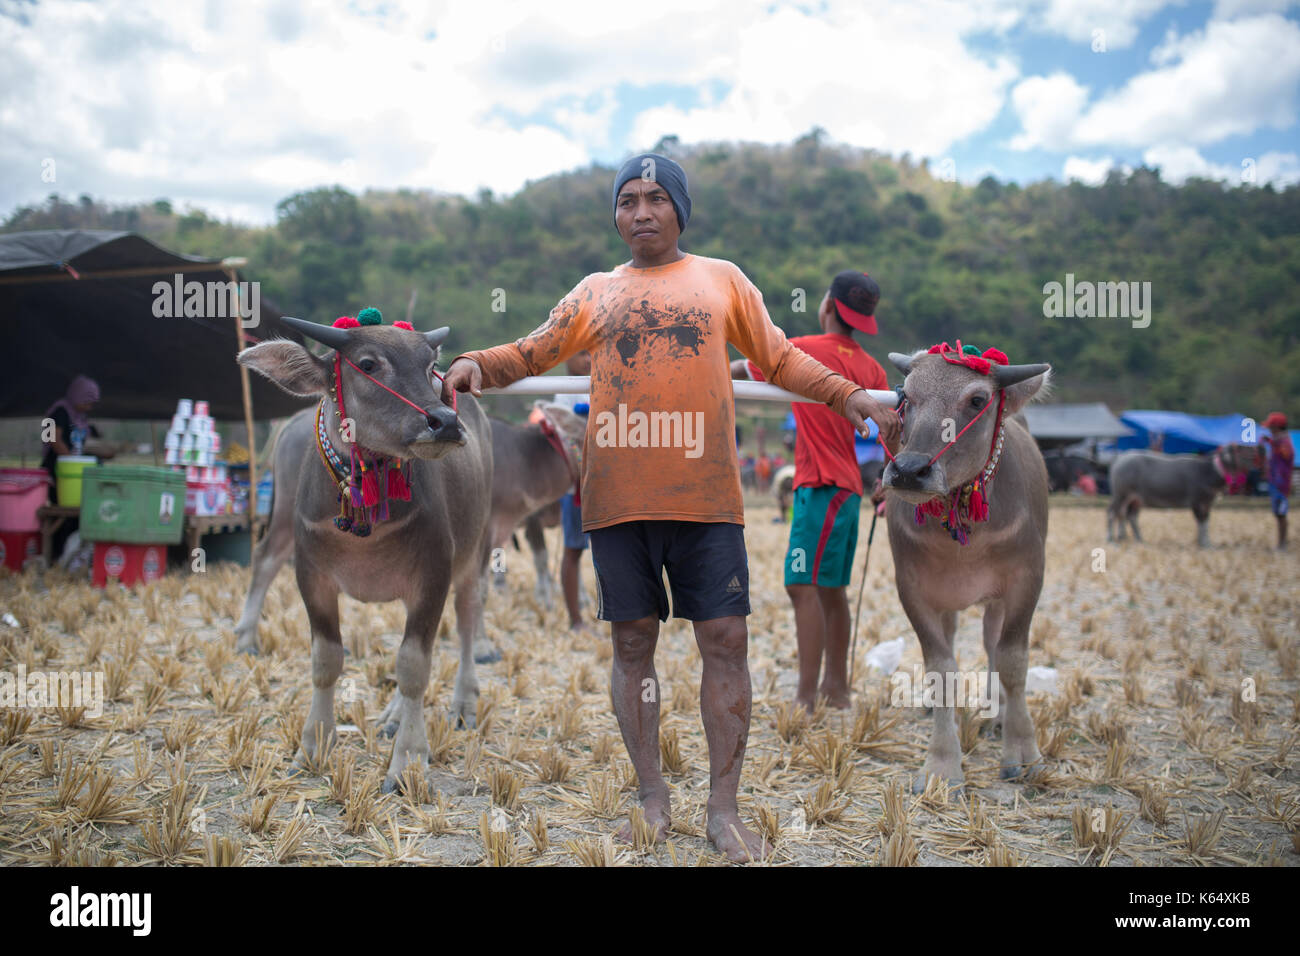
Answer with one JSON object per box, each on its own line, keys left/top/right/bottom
{"left": 1263, "top": 412, "right": 1288, "bottom": 430}
{"left": 830, "top": 270, "right": 880, "bottom": 335}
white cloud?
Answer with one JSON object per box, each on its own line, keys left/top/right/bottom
{"left": 1011, "top": 14, "right": 1300, "bottom": 153}
{"left": 1063, "top": 155, "right": 1123, "bottom": 183}
{"left": 1037, "top": 0, "right": 1181, "bottom": 49}
{"left": 630, "top": 4, "right": 1018, "bottom": 158}
{"left": 1009, "top": 73, "right": 1091, "bottom": 150}
{"left": 1143, "top": 144, "right": 1300, "bottom": 184}
{"left": 1141, "top": 144, "right": 1236, "bottom": 181}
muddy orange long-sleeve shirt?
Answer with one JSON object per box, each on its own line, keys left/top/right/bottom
{"left": 458, "top": 254, "right": 863, "bottom": 531}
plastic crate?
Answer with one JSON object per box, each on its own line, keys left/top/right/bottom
{"left": 79, "top": 466, "right": 186, "bottom": 544}
{"left": 92, "top": 542, "right": 168, "bottom": 587}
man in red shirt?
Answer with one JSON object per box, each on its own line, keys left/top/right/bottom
{"left": 733, "top": 271, "right": 888, "bottom": 712}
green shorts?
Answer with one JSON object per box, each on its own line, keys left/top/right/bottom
{"left": 784, "top": 485, "right": 860, "bottom": 588}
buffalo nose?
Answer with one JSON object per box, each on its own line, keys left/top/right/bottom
{"left": 887, "top": 452, "right": 933, "bottom": 490}
{"left": 426, "top": 405, "right": 461, "bottom": 441}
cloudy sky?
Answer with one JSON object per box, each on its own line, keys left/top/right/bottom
{"left": 1, "top": 0, "right": 1297, "bottom": 224}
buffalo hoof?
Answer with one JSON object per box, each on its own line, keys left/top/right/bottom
{"left": 999, "top": 759, "right": 1045, "bottom": 782}
{"left": 380, "top": 776, "right": 400, "bottom": 795}
{"left": 473, "top": 647, "right": 502, "bottom": 665}
{"left": 451, "top": 708, "right": 477, "bottom": 731}
{"left": 234, "top": 638, "right": 260, "bottom": 657}
{"left": 381, "top": 720, "right": 400, "bottom": 739}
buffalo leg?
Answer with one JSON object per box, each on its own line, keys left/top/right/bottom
{"left": 233, "top": 496, "right": 295, "bottom": 655}
{"left": 1127, "top": 500, "right": 1142, "bottom": 542}
{"left": 524, "top": 513, "right": 555, "bottom": 611}
{"left": 1193, "top": 502, "right": 1211, "bottom": 548}
{"left": 293, "top": 561, "right": 343, "bottom": 772}
{"left": 981, "top": 601, "right": 1007, "bottom": 735}
{"left": 382, "top": 580, "right": 451, "bottom": 793}
{"left": 993, "top": 579, "right": 1043, "bottom": 781}
{"left": 898, "top": 585, "right": 963, "bottom": 793}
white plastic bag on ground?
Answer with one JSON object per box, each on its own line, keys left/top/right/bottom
{"left": 865, "top": 636, "right": 906, "bottom": 676}
{"left": 1026, "top": 666, "right": 1058, "bottom": 694}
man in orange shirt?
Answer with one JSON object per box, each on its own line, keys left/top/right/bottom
{"left": 441, "top": 153, "right": 899, "bottom": 862}
{"left": 733, "top": 271, "right": 887, "bottom": 713}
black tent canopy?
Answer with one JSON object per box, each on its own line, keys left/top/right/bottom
{"left": 0, "top": 229, "right": 310, "bottom": 421}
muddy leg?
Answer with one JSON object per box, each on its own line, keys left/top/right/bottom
{"left": 1193, "top": 502, "right": 1211, "bottom": 548}
{"left": 1127, "top": 501, "right": 1142, "bottom": 542}
{"left": 994, "top": 585, "right": 1043, "bottom": 782}
{"left": 234, "top": 504, "right": 294, "bottom": 655}
{"left": 610, "top": 616, "right": 671, "bottom": 846}
{"left": 453, "top": 563, "right": 486, "bottom": 718}
{"left": 382, "top": 587, "right": 448, "bottom": 793}
{"left": 981, "top": 601, "right": 1007, "bottom": 735}
{"left": 900, "top": 591, "right": 963, "bottom": 793}
{"left": 524, "top": 514, "right": 555, "bottom": 611}
{"left": 292, "top": 563, "right": 342, "bottom": 773}
{"left": 695, "top": 615, "right": 770, "bottom": 862}
{"left": 786, "top": 584, "right": 824, "bottom": 712}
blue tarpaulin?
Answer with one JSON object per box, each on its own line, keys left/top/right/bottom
{"left": 1117, "top": 410, "right": 1267, "bottom": 454}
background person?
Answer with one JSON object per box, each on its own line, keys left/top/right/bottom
{"left": 1262, "top": 411, "right": 1293, "bottom": 550}
{"left": 732, "top": 270, "right": 888, "bottom": 712}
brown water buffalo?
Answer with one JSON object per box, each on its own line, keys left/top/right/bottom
{"left": 883, "top": 348, "right": 1052, "bottom": 793}
{"left": 236, "top": 316, "right": 492, "bottom": 792}
{"left": 1106, "top": 446, "right": 1258, "bottom": 547}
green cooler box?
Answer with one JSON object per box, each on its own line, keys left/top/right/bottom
{"left": 79, "top": 466, "right": 186, "bottom": 545}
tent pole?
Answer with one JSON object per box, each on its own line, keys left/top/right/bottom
{"left": 228, "top": 267, "right": 259, "bottom": 563}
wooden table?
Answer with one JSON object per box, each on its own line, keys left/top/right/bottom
{"left": 183, "top": 513, "right": 260, "bottom": 558}
{"left": 36, "top": 505, "right": 80, "bottom": 565}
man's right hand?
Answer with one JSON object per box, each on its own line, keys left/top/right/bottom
{"left": 441, "top": 357, "right": 482, "bottom": 404}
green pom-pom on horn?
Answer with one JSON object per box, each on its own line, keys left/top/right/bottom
{"left": 357, "top": 307, "right": 383, "bottom": 326}
{"left": 962, "top": 343, "right": 981, "bottom": 356}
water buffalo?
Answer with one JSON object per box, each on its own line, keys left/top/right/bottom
{"left": 883, "top": 347, "right": 1052, "bottom": 793}
{"left": 1106, "top": 446, "right": 1257, "bottom": 547}
{"left": 478, "top": 403, "right": 585, "bottom": 653}
{"left": 236, "top": 316, "right": 492, "bottom": 792}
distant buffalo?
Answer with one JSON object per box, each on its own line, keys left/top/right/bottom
{"left": 1107, "top": 445, "right": 1260, "bottom": 547}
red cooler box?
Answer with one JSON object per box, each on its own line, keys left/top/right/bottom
{"left": 0, "top": 530, "right": 41, "bottom": 571}
{"left": 92, "top": 542, "right": 167, "bottom": 587}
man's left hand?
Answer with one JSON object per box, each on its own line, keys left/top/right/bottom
{"left": 844, "top": 390, "right": 901, "bottom": 454}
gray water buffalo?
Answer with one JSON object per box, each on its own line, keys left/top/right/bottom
{"left": 883, "top": 347, "right": 1052, "bottom": 793}
{"left": 236, "top": 316, "right": 492, "bottom": 792}
{"left": 483, "top": 406, "right": 584, "bottom": 622}
{"left": 1106, "top": 446, "right": 1257, "bottom": 547}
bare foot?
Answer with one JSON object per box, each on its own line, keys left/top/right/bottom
{"left": 819, "top": 685, "right": 852, "bottom": 710}
{"left": 569, "top": 621, "right": 590, "bottom": 635}
{"left": 616, "top": 791, "right": 671, "bottom": 846}
{"left": 707, "top": 812, "right": 772, "bottom": 863}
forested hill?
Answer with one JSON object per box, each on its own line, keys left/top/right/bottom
{"left": 6, "top": 133, "right": 1298, "bottom": 414}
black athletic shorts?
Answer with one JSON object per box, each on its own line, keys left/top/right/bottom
{"left": 587, "top": 520, "right": 751, "bottom": 622}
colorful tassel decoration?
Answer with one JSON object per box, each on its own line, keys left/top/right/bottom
{"left": 388, "top": 464, "right": 410, "bottom": 500}
{"left": 361, "top": 466, "right": 380, "bottom": 507}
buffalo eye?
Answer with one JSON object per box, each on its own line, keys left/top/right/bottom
{"left": 971, "top": 395, "right": 985, "bottom": 410}
{"left": 358, "top": 358, "right": 377, "bottom": 374}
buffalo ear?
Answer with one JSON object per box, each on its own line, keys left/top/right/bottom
{"left": 888, "top": 352, "right": 914, "bottom": 376}
{"left": 1000, "top": 366, "right": 1052, "bottom": 415}
{"left": 238, "top": 340, "right": 330, "bottom": 397}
